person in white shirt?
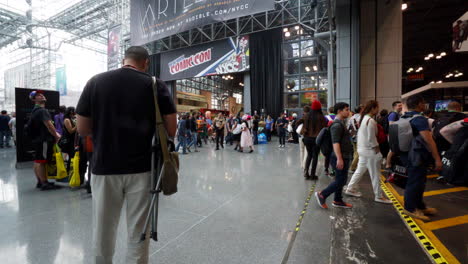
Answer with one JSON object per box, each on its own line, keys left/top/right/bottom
{"left": 345, "top": 100, "right": 392, "bottom": 204}
{"left": 8, "top": 112, "right": 16, "bottom": 146}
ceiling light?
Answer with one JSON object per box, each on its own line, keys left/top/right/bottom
{"left": 313, "top": 65, "right": 318, "bottom": 71}
{"left": 417, "top": 67, "right": 423, "bottom": 71}
{"left": 424, "top": 57, "right": 430, "bottom": 60}
{"left": 407, "top": 68, "right": 414, "bottom": 73}
{"left": 428, "top": 54, "right": 434, "bottom": 58}
{"left": 305, "top": 66, "right": 311, "bottom": 72}
{"left": 430, "top": 81, "right": 435, "bottom": 84}
{"left": 295, "top": 25, "right": 300, "bottom": 30}
{"left": 311, "top": 76, "right": 315, "bottom": 80}
{"left": 283, "top": 28, "right": 288, "bottom": 32}
{"left": 456, "top": 72, "right": 463, "bottom": 77}
{"left": 300, "top": 30, "right": 304, "bottom": 34}
{"left": 436, "top": 80, "right": 442, "bottom": 83}
{"left": 436, "top": 55, "right": 442, "bottom": 59}
{"left": 285, "top": 32, "right": 291, "bottom": 37}
{"left": 401, "top": 3, "right": 408, "bottom": 10}
{"left": 306, "top": 50, "right": 312, "bottom": 56}
{"left": 440, "top": 52, "right": 446, "bottom": 56}
{"left": 445, "top": 74, "right": 452, "bottom": 78}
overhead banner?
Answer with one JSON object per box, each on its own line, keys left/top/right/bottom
{"left": 452, "top": 12, "right": 468, "bottom": 52}
{"left": 130, "top": 0, "right": 275, "bottom": 45}
{"left": 160, "top": 36, "right": 249, "bottom": 81}
{"left": 55, "top": 67, "right": 67, "bottom": 96}
{"left": 108, "top": 25, "right": 121, "bottom": 70}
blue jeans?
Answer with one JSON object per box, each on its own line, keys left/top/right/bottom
{"left": 188, "top": 131, "right": 198, "bottom": 150}
{"left": 176, "top": 135, "right": 187, "bottom": 153}
{"left": 321, "top": 155, "right": 351, "bottom": 202}
{"left": 0, "top": 130, "right": 11, "bottom": 147}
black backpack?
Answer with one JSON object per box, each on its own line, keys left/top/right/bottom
{"left": 316, "top": 127, "right": 333, "bottom": 156}
{"left": 382, "top": 111, "right": 398, "bottom": 134}
{"left": 24, "top": 108, "right": 39, "bottom": 139}
{"left": 433, "top": 112, "right": 465, "bottom": 152}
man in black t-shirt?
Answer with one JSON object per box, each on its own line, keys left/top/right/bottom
{"left": 28, "top": 91, "right": 61, "bottom": 191}
{"left": 76, "top": 46, "right": 177, "bottom": 263}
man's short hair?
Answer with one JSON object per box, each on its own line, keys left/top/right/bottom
{"left": 392, "top": 101, "right": 401, "bottom": 107}
{"left": 333, "top": 102, "right": 349, "bottom": 114}
{"left": 1, "top": 110, "right": 6, "bottom": 115}
{"left": 406, "top": 95, "right": 424, "bottom": 110}
{"left": 355, "top": 105, "right": 363, "bottom": 113}
{"left": 124, "top": 46, "right": 149, "bottom": 62}
{"left": 328, "top": 107, "right": 334, "bottom": 113}
{"left": 447, "top": 101, "right": 461, "bottom": 111}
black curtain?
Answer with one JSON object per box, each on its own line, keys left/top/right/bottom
{"left": 250, "top": 28, "right": 284, "bottom": 117}
{"left": 148, "top": 53, "right": 161, "bottom": 78}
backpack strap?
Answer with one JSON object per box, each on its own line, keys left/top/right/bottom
{"left": 151, "top": 77, "right": 170, "bottom": 163}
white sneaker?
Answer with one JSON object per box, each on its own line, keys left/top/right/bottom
{"left": 279, "top": 145, "right": 282, "bottom": 148}
{"left": 344, "top": 189, "right": 362, "bottom": 197}
{"left": 374, "top": 197, "right": 393, "bottom": 204}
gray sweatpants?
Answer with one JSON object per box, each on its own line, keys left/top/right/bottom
{"left": 92, "top": 172, "right": 151, "bottom": 264}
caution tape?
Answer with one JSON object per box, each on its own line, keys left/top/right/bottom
{"left": 380, "top": 181, "right": 449, "bottom": 264}
{"left": 281, "top": 183, "right": 316, "bottom": 264}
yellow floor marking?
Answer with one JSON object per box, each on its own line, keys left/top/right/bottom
{"left": 427, "top": 174, "right": 439, "bottom": 179}
{"left": 425, "top": 215, "right": 468, "bottom": 231}
{"left": 381, "top": 175, "right": 462, "bottom": 264}
{"left": 423, "top": 187, "right": 468, "bottom": 197}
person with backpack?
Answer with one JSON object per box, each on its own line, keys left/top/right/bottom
{"left": 28, "top": 90, "right": 61, "bottom": 191}
{"left": 303, "top": 100, "right": 327, "bottom": 180}
{"left": 345, "top": 100, "right": 392, "bottom": 204}
{"left": 176, "top": 114, "right": 189, "bottom": 154}
{"left": 439, "top": 118, "right": 468, "bottom": 186}
{"left": 389, "top": 95, "right": 442, "bottom": 221}
{"left": 315, "top": 102, "right": 354, "bottom": 209}
{"left": 384, "top": 101, "right": 403, "bottom": 170}
{"left": 432, "top": 101, "right": 465, "bottom": 153}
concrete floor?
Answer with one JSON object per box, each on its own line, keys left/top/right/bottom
{"left": 0, "top": 142, "right": 430, "bottom": 264}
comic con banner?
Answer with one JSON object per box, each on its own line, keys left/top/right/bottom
{"left": 159, "top": 36, "right": 249, "bottom": 81}
{"left": 130, "top": 0, "right": 275, "bottom": 45}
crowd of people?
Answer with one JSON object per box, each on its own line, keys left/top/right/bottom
{"left": 2, "top": 45, "right": 467, "bottom": 263}
{"left": 290, "top": 96, "right": 468, "bottom": 222}
{"left": 0, "top": 110, "right": 16, "bottom": 148}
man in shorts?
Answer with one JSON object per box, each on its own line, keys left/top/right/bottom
{"left": 29, "top": 90, "right": 61, "bottom": 190}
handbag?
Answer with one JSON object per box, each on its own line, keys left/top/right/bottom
{"left": 46, "top": 144, "right": 68, "bottom": 180}
{"left": 152, "top": 77, "right": 179, "bottom": 196}
{"left": 69, "top": 151, "right": 81, "bottom": 187}
{"left": 296, "top": 123, "right": 303, "bottom": 135}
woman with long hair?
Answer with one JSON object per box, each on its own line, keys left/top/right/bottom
{"left": 345, "top": 100, "right": 392, "bottom": 204}
{"left": 303, "top": 101, "right": 328, "bottom": 180}
{"left": 62, "top": 106, "right": 77, "bottom": 171}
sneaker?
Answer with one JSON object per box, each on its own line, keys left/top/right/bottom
{"left": 279, "top": 145, "right": 282, "bottom": 148}
{"left": 344, "top": 189, "right": 362, "bottom": 197}
{"left": 332, "top": 201, "right": 353, "bottom": 209}
{"left": 249, "top": 150, "right": 253, "bottom": 153}
{"left": 36, "top": 182, "right": 42, "bottom": 189}
{"left": 404, "top": 209, "right": 430, "bottom": 221}
{"left": 315, "top": 192, "right": 328, "bottom": 209}
{"left": 422, "top": 207, "right": 438, "bottom": 215}
{"left": 374, "top": 197, "right": 393, "bottom": 204}
{"left": 310, "top": 175, "right": 318, "bottom": 180}
{"left": 41, "top": 182, "right": 60, "bottom": 191}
